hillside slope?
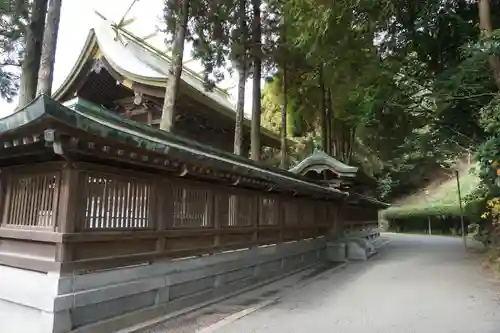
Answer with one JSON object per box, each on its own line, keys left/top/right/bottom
{"left": 383, "top": 162, "right": 479, "bottom": 218}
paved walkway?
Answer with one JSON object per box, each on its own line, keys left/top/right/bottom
{"left": 146, "top": 234, "right": 500, "bottom": 333}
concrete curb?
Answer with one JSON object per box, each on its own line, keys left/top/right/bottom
{"left": 195, "top": 262, "right": 348, "bottom": 332}
{"left": 375, "top": 238, "right": 391, "bottom": 249}
{"left": 195, "top": 299, "right": 278, "bottom": 333}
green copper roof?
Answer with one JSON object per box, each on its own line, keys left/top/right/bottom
{"left": 351, "top": 192, "right": 390, "bottom": 209}
{"left": 289, "top": 149, "right": 359, "bottom": 177}
{"left": 0, "top": 95, "right": 346, "bottom": 200}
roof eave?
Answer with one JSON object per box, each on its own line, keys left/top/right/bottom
{"left": 52, "top": 29, "right": 99, "bottom": 101}
{"left": 50, "top": 96, "right": 347, "bottom": 200}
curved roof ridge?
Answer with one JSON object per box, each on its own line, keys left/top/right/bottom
{"left": 52, "top": 29, "right": 99, "bottom": 101}
{"left": 114, "top": 24, "right": 232, "bottom": 98}
{"left": 91, "top": 21, "right": 234, "bottom": 107}
{"left": 289, "top": 149, "right": 359, "bottom": 176}
{"left": 110, "top": 25, "right": 235, "bottom": 111}
{"left": 53, "top": 18, "right": 232, "bottom": 106}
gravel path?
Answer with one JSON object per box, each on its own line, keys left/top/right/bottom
{"left": 213, "top": 233, "right": 500, "bottom": 333}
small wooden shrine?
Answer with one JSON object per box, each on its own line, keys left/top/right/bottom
{"left": 290, "top": 149, "right": 389, "bottom": 232}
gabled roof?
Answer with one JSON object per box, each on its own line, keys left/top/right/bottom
{"left": 0, "top": 95, "right": 347, "bottom": 200}
{"left": 52, "top": 19, "right": 283, "bottom": 146}
{"left": 289, "top": 149, "right": 359, "bottom": 178}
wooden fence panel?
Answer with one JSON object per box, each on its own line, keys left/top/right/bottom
{"left": 1, "top": 171, "right": 60, "bottom": 230}
{"left": 82, "top": 173, "right": 153, "bottom": 230}
{"left": 259, "top": 197, "right": 280, "bottom": 226}
{"left": 215, "top": 190, "right": 255, "bottom": 228}
{"left": 0, "top": 163, "right": 345, "bottom": 273}
{"left": 171, "top": 182, "right": 212, "bottom": 228}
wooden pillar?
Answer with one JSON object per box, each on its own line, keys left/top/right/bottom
{"left": 314, "top": 201, "right": 322, "bottom": 237}
{"left": 0, "top": 171, "right": 11, "bottom": 227}
{"left": 278, "top": 199, "right": 285, "bottom": 241}
{"left": 213, "top": 191, "right": 222, "bottom": 248}
{"left": 155, "top": 180, "right": 170, "bottom": 253}
{"left": 253, "top": 196, "right": 259, "bottom": 243}
{"left": 205, "top": 189, "right": 216, "bottom": 249}
{"left": 297, "top": 199, "right": 303, "bottom": 239}
{"left": 55, "top": 167, "right": 81, "bottom": 263}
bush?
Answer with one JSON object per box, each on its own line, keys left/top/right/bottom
{"left": 464, "top": 198, "right": 488, "bottom": 225}
{"left": 382, "top": 202, "right": 476, "bottom": 235}
{"left": 382, "top": 204, "right": 461, "bottom": 220}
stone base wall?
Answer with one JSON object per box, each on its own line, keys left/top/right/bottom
{"left": 0, "top": 237, "right": 327, "bottom": 333}
{"left": 0, "top": 265, "right": 69, "bottom": 333}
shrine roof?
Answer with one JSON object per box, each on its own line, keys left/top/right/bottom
{"left": 289, "top": 149, "right": 359, "bottom": 178}
{"left": 0, "top": 95, "right": 346, "bottom": 200}
{"left": 52, "top": 19, "right": 283, "bottom": 146}
{"left": 348, "top": 192, "right": 390, "bottom": 209}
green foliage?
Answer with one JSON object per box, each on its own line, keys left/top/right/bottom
{"left": 372, "top": 1, "right": 500, "bottom": 200}
{"left": 464, "top": 198, "right": 488, "bottom": 225}
{"left": 476, "top": 136, "right": 500, "bottom": 192}
{"left": 171, "top": 0, "right": 500, "bottom": 205}
{"left": 261, "top": 133, "right": 317, "bottom": 168}
{"left": 258, "top": 0, "right": 497, "bottom": 198}
{"left": 382, "top": 204, "right": 462, "bottom": 220}
{"left": 0, "top": 0, "right": 28, "bottom": 102}
{"left": 388, "top": 218, "right": 459, "bottom": 235}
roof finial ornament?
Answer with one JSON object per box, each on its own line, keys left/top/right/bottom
{"left": 133, "top": 91, "right": 143, "bottom": 106}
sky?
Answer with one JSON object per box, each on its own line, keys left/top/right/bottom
{"left": 0, "top": 0, "right": 255, "bottom": 118}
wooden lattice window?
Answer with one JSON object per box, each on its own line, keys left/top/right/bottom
{"left": 314, "top": 203, "right": 327, "bottom": 225}
{"left": 300, "top": 201, "right": 315, "bottom": 225}
{"left": 259, "top": 197, "right": 279, "bottom": 226}
{"left": 3, "top": 172, "right": 60, "bottom": 229}
{"left": 342, "top": 205, "right": 367, "bottom": 223}
{"left": 83, "top": 174, "right": 152, "bottom": 230}
{"left": 215, "top": 192, "right": 254, "bottom": 227}
{"left": 171, "top": 183, "right": 211, "bottom": 228}
{"left": 327, "top": 205, "right": 337, "bottom": 225}
{"left": 283, "top": 200, "right": 300, "bottom": 225}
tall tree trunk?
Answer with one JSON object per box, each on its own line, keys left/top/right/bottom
{"left": 17, "top": 0, "right": 47, "bottom": 108}
{"left": 250, "top": 0, "right": 262, "bottom": 161}
{"left": 331, "top": 117, "right": 337, "bottom": 157}
{"left": 326, "top": 87, "right": 333, "bottom": 155}
{"left": 478, "top": 0, "right": 500, "bottom": 90}
{"left": 234, "top": 0, "right": 247, "bottom": 155}
{"left": 280, "top": 11, "right": 288, "bottom": 169}
{"left": 36, "top": 0, "right": 61, "bottom": 96}
{"left": 234, "top": 66, "right": 246, "bottom": 155}
{"left": 160, "top": 0, "right": 190, "bottom": 132}
{"left": 342, "top": 125, "right": 348, "bottom": 162}
{"left": 319, "top": 67, "right": 327, "bottom": 152}
{"left": 347, "top": 128, "right": 355, "bottom": 164}
{"left": 280, "top": 67, "right": 288, "bottom": 168}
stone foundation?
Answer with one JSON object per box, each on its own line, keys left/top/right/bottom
{"left": 326, "top": 241, "right": 347, "bottom": 262}
{"left": 0, "top": 237, "right": 326, "bottom": 333}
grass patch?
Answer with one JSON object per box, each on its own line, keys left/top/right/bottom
{"left": 482, "top": 247, "right": 500, "bottom": 280}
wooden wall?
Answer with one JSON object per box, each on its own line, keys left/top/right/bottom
{"left": 339, "top": 203, "right": 379, "bottom": 232}
{"left": 0, "top": 162, "right": 339, "bottom": 274}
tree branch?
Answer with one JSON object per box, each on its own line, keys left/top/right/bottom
{"left": 0, "top": 60, "right": 21, "bottom": 67}
{"left": 444, "top": 92, "right": 498, "bottom": 101}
